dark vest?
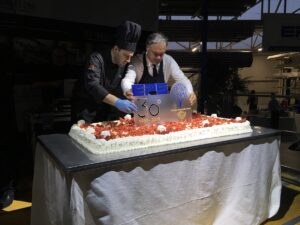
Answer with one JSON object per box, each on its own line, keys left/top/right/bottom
{"left": 139, "top": 53, "right": 165, "bottom": 84}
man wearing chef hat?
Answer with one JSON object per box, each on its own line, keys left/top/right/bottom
{"left": 72, "top": 21, "right": 141, "bottom": 123}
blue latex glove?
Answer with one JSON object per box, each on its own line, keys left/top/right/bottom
{"left": 115, "top": 99, "right": 138, "bottom": 113}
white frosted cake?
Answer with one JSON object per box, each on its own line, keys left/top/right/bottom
{"left": 69, "top": 113, "right": 252, "bottom": 154}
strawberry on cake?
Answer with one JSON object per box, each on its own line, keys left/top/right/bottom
{"left": 69, "top": 113, "right": 252, "bottom": 154}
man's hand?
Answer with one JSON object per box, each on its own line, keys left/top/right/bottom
{"left": 115, "top": 99, "right": 138, "bottom": 113}
{"left": 125, "top": 90, "right": 134, "bottom": 100}
{"left": 188, "top": 92, "right": 197, "bottom": 105}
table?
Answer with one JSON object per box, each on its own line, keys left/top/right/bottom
{"left": 31, "top": 127, "right": 282, "bottom": 225}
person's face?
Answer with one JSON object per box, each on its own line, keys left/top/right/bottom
{"left": 146, "top": 42, "right": 166, "bottom": 65}
{"left": 112, "top": 46, "right": 134, "bottom": 66}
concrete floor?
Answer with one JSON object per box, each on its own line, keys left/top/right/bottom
{"left": 263, "top": 184, "right": 300, "bottom": 225}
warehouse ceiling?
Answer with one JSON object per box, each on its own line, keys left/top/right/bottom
{"left": 159, "top": 20, "right": 261, "bottom": 42}
{"left": 0, "top": 0, "right": 259, "bottom": 68}
{"left": 159, "top": 0, "right": 258, "bottom": 16}
{"left": 0, "top": 0, "right": 260, "bottom": 44}
{"left": 158, "top": 0, "right": 259, "bottom": 68}
{"left": 167, "top": 50, "right": 253, "bottom": 71}
{"left": 158, "top": 0, "right": 261, "bottom": 43}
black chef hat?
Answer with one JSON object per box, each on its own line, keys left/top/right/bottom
{"left": 115, "top": 21, "right": 141, "bottom": 52}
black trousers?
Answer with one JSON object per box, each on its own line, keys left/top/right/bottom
{"left": 270, "top": 110, "right": 280, "bottom": 129}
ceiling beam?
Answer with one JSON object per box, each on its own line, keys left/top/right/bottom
{"left": 159, "top": 20, "right": 261, "bottom": 42}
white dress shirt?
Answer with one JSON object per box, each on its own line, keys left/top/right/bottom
{"left": 121, "top": 53, "right": 194, "bottom": 94}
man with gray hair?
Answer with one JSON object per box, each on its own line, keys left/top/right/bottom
{"left": 121, "top": 32, "right": 197, "bottom": 105}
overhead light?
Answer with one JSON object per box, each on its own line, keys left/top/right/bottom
{"left": 191, "top": 42, "right": 202, "bottom": 52}
{"left": 267, "top": 52, "right": 300, "bottom": 60}
{"left": 192, "top": 46, "right": 199, "bottom": 52}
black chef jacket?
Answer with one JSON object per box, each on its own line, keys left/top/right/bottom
{"left": 71, "top": 49, "right": 126, "bottom": 123}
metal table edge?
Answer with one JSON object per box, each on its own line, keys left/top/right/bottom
{"left": 37, "top": 126, "right": 282, "bottom": 173}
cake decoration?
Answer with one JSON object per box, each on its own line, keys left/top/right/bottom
{"left": 69, "top": 113, "right": 252, "bottom": 154}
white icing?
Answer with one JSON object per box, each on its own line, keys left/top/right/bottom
{"left": 235, "top": 117, "right": 242, "bottom": 121}
{"left": 202, "top": 120, "right": 210, "bottom": 125}
{"left": 157, "top": 125, "right": 167, "bottom": 133}
{"left": 69, "top": 117, "right": 253, "bottom": 155}
{"left": 124, "top": 114, "right": 132, "bottom": 120}
{"left": 101, "top": 130, "right": 111, "bottom": 138}
{"left": 86, "top": 127, "right": 95, "bottom": 135}
{"left": 186, "top": 123, "right": 192, "bottom": 129}
{"left": 211, "top": 114, "right": 218, "bottom": 118}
